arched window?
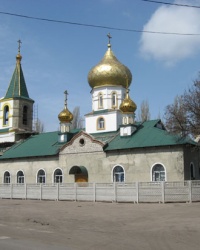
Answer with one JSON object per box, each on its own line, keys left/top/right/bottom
{"left": 98, "top": 93, "right": 103, "bottom": 108}
{"left": 54, "top": 169, "right": 63, "bottom": 183}
{"left": 22, "top": 106, "right": 28, "bottom": 125}
{"left": 123, "top": 117, "right": 128, "bottom": 125}
{"left": 152, "top": 164, "right": 165, "bottom": 181}
{"left": 37, "top": 169, "right": 46, "bottom": 184}
{"left": 4, "top": 171, "right": 10, "bottom": 184}
{"left": 190, "top": 163, "right": 195, "bottom": 180}
{"left": 97, "top": 117, "right": 105, "bottom": 130}
{"left": 113, "top": 166, "right": 124, "bottom": 182}
{"left": 3, "top": 105, "right": 9, "bottom": 125}
{"left": 17, "top": 171, "right": 24, "bottom": 184}
{"left": 111, "top": 92, "right": 117, "bottom": 108}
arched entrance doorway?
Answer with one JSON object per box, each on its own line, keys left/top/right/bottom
{"left": 69, "top": 166, "right": 88, "bottom": 182}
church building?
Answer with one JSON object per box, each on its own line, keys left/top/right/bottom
{"left": 0, "top": 36, "right": 199, "bottom": 185}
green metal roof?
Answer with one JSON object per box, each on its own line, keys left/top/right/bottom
{"left": 4, "top": 62, "right": 33, "bottom": 101}
{"left": 0, "top": 128, "right": 81, "bottom": 160}
{"left": 0, "top": 120, "right": 196, "bottom": 160}
{"left": 0, "top": 131, "right": 61, "bottom": 159}
{"left": 104, "top": 120, "right": 196, "bottom": 151}
{"left": 91, "top": 130, "right": 118, "bottom": 143}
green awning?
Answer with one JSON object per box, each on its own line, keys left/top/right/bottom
{"left": 69, "top": 166, "right": 88, "bottom": 175}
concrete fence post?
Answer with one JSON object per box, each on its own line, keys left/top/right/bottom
{"left": 25, "top": 183, "right": 27, "bottom": 200}
{"left": 10, "top": 184, "right": 13, "bottom": 199}
{"left": 136, "top": 182, "right": 139, "bottom": 203}
{"left": 57, "top": 183, "right": 59, "bottom": 201}
{"left": 189, "top": 180, "right": 192, "bottom": 203}
{"left": 40, "top": 184, "right": 42, "bottom": 200}
{"left": 93, "top": 183, "right": 96, "bottom": 202}
{"left": 74, "top": 182, "right": 77, "bottom": 201}
{"left": 161, "top": 181, "right": 165, "bottom": 203}
{"left": 114, "top": 182, "right": 117, "bottom": 202}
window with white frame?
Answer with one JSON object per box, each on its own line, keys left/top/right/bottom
{"left": 37, "top": 169, "right": 46, "bottom": 183}
{"left": 17, "top": 171, "right": 24, "bottom": 184}
{"left": 54, "top": 169, "right": 63, "bottom": 183}
{"left": 113, "top": 166, "right": 124, "bottom": 182}
{"left": 3, "top": 105, "right": 9, "bottom": 125}
{"left": 152, "top": 164, "right": 165, "bottom": 181}
{"left": 98, "top": 93, "right": 103, "bottom": 109}
{"left": 111, "top": 92, "right": 117, "bottom": 108}
{"left": 97, "top": 117, "right": 105, "bottom": 130}
{"left": 4, "top": 171, "right": 10, "bottom": 184}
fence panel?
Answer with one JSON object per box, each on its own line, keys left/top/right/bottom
{"left": 0, "top": 184, "right": 11, "bottom": 198}
{"left": 192, "top": 181, "right": 200, "bottom": 202}
{"left": 139, "top": 182, "right": 162, "bottom": 203}
{"left": 26, "top": 184, "right": 41, "bottom": 199}
{"left": 164, "top": 182, "right": 190, "bottom": 202}
{"left": 12, "top": 184, "right": 26, "bottom": 199}
{"left": 76, "top": 183, "right": 94, "bottom": 201}
{"left": 116, "top": 183, "right": 137, "bottom": 202}
{"left": 96, "top": 183, "right": 115, "bottom": 202}
{"left": 41, "top": 185, "right": 58, "bottom": 200}
{"left": 58, "top": 183, "right": 76, "bottom": 201}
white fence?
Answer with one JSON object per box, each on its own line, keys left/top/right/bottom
{"left": 0, "top": 181, "right": 200, "bottom": 203}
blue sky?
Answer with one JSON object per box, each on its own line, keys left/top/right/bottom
{"left": 0, "top": 0, "right": 200, "bottom": 131}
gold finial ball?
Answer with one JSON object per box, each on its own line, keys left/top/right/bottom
{"left": 88, "top": 47, "right": 132, "bottom": 89}
{"left": 58, "top": 108, "right": 73, "bottom": 123}
{"left": 16, "top": 53, "right": 22, "bottom": 62}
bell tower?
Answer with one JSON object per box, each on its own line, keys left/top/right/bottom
{"left": 0, "top": 40, "right": 34, "bottom": 144}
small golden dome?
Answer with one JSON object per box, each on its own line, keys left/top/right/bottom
{"left": 120, "top": 89, "right": 137, "bottom": 113}
{"left": 88, "top": 36, "right": 132, "bottom": 89}
{"left": 58, "top": 90, "right": 73, "bottom": 123}
{"left": 58, "top": 107, "right": 73, "bottom": 123}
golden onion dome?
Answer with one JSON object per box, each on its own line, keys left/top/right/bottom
{"left": 120, "top": 89, "right": 137, "bottom": 113}
{"left": 58, "top": 107, "right": 73, "bottom": 123}
{"left": 58, "top": 90, "right": 73, "bottom": 123}
{"left": 88, "top": 36, "right": 132, "bottom": 89}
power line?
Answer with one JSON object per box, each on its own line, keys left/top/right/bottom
{"left": 0, "top": 10, "right": 200, "bottom": 36}
{"left": 141, "top": 0, "right": 200, "bottom": 8}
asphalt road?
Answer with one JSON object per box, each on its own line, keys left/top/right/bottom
{"left": 0, "top": 199, "right": 200, "bottom": 250}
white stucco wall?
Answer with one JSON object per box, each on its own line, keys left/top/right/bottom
{"left": 85, "top": 111, "right": 122, "bottom": 133}
{"left": 0, "top": 157, "right": 59, "bottom": 184}
{"left": 104, "top": 147, "right": 185, "bottom": 182}
{"left": 0, "top": 141, "right": 189, "bottom": 184}
{"left": 91, "top": 86, "right": 126, "bottom": 111}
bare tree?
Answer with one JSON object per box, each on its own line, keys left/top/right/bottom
{"left": 164, "top": 95, "right": 188, "bottom": 136}
{"left": 164, "top": 76, "right": 200, "bottom": 138}
{"left": 183, "top": 79, "right": 200, "bottom": 137}
{"left": 137, "top": 99, "right": 151, "bottom": 122}
{"left": 71, "top": 106, "right": 83, "bottom": 129}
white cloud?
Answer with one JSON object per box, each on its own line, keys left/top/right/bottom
{"left": 139, "top": 0, "right": 200, "bottom": 66}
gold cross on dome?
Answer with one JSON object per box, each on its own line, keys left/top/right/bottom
{"left": 17, "top": 39, "right": 22, "bottom": 53}
{"left": 64, "top": 90, "right": 68, "bottom": 107}
{"left": 107, "top": 33, "right": 112, "bottom": 44}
